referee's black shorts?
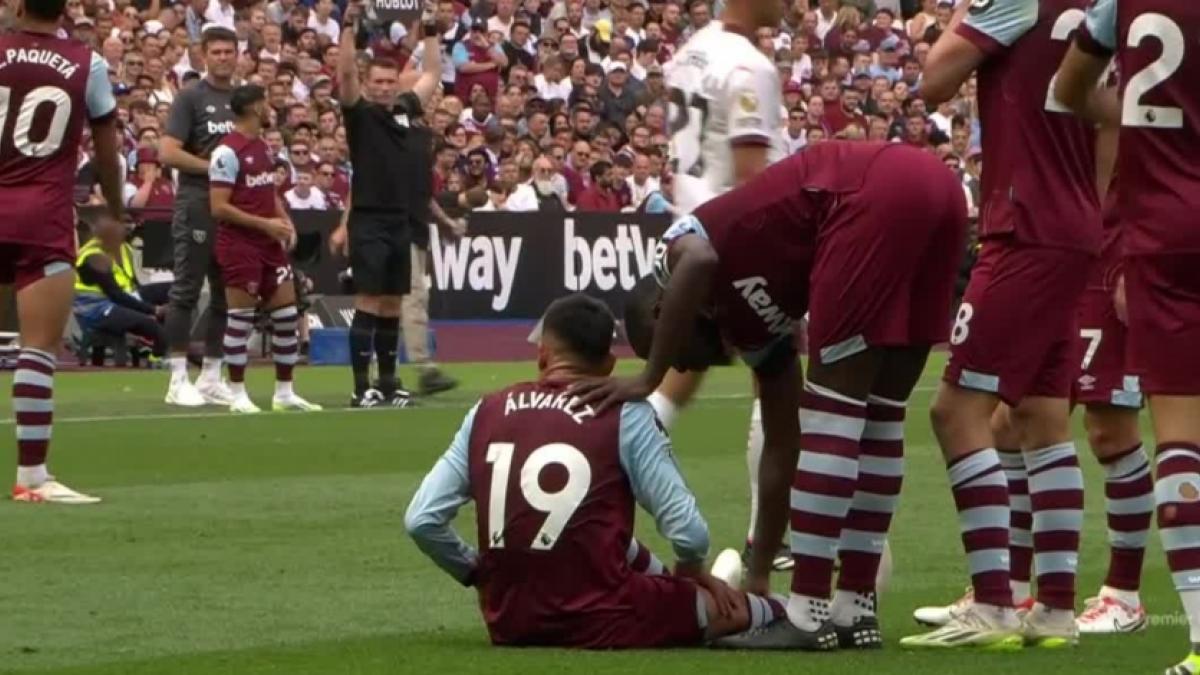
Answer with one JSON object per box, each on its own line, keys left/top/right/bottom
{"left": 349, "top": 211, "right": 411, "bottom": 297}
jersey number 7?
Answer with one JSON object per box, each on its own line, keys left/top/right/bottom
{"left": 485, "top": 442, "right": 592, "bottom": 551}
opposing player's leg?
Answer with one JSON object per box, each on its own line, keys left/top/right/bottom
{"left": 1077, "top": 404, "right": 1150, "bottom": 634}
{"left": 163, "top": 193, "right": 210, "bottom": 407}
{"left": 221, "top": 286, "right": 260, "bottom": 414}
{"left": 10, "top": 262, "right": 99, "bottom": 504}
{"left": 266, "top": 275, "right": 320, "bottom": 412}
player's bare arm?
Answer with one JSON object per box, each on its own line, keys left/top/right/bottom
{"left": 158, "top": 136, "right": 211, "bottom": 176}
{"left": 921, "top": 1, "right": 982, "bottom": 105}
{"left": 744, "top": 352, "right": 801, "bottom": 593}
{"left": 338, "top": 3, "right": 364, "bottom": 107}
{"left": 1054, "top": 45, "right": 1119, "bottom": 126}
{"left": 210, "top": 186, "right": 290, "bottom": 242}
{"left": 275, "top": 194, "right": 298, "bottom": 250}
{"left": 90, "top": 117, "right": 126, "bottom": 222}
{"left": 731, "top": 142, "right": 768, "bottom": 186}
{"left": 329, "top": 192, "right": 350, "bottom": 255}
{"left": 430, "top": 198, "right": 466, "bottom": 240}
{"left": 572, "top": 234, "right": 717, "bottom": 411}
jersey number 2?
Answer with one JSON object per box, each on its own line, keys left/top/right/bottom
{"left": 0, "top": 86, "right": 72, "bottom": 158}
{"left": 485, "top": 442, "right": 592, "bottom": 551}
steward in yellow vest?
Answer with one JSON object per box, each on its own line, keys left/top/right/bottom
{"left": 73, "top": 218, "right": 168, "bottom": 357}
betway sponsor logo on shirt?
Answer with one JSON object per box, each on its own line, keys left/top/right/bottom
{"left": 207, "top": 120, "right": 235, "bottom": 135}
{"left": 245, "top": 170, "right": 276, "bottom": 188}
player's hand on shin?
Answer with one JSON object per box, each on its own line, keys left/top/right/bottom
{"left": 569, "top": 374, "right": 655, "bottom": 413}
{"left": 679, "top": 568, "right": 741, "bottom": 619}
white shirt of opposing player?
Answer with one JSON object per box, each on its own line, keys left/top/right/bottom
{"left": 665, "top": 21, "right": 784, "bottom": 214}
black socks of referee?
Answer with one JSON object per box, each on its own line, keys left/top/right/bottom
{"left": 374, "top": 317, "right": 400, "bottom": 396}
{"left": 350, "top": 311, "right": 376, "bottom": 396}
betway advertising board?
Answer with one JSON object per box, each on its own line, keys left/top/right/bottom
{"left": 426, "top": 212, "right": 670, "bottom": 320}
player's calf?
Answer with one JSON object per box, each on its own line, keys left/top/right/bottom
{"left": 223, "top": 307, "right": 259, "bottom": 414}
{"left": 268, "top": 302, "right": 321, "bottom": 412}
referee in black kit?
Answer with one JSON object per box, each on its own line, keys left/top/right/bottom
{"left": 329, "top": 1, "right": 442, "bottom": 408}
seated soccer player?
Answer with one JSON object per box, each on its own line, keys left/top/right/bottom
{"left": 574, "top": 141, "right": 968, "bottom": 650}
{"left": 209, "top": 84, "right": 320, "bottom": 414}
{"left": 405, "top": 293, "right": 784, "bottom": 648}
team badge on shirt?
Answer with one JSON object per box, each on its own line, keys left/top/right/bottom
{"left": 738, "top": 91, "right": 759, "bottom": 113}
{"left": 970, "top": 0, "right": 994, "bottom": 14}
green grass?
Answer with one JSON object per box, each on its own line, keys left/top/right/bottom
{"left": 0, "top": 356, "right": 1187, "bottom": 674}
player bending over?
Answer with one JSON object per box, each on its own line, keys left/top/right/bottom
{"left": 1056, "top": 1, "right": 1200, "bottom": 672}
{"left": 405, "top": 294, "right": 783, "bottom": 648}
{"left": 575, "top": 141, "right": 967, "bottom": 650}
{"left": 208, "top": 85, "right": 320, "bottom": 414}
{"left": 5, "top": 0, "right": 125, "bottom": 503}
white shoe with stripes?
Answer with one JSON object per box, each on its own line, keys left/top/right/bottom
{"left": 900, "top": 601, "right": 1023, "bottom": 650}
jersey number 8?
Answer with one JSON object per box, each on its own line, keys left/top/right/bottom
{"left": 485, "top": 442, "right": 592, "bottom": 551}
{"left": 0, "top": 86, "right": 72, "bottom": 158}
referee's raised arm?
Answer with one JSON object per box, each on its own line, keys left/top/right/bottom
{"left": 338, "top": 3, "right": 363, "bottom": 108}
{"left": 408, "top": 9, "right": 442, "bottom": 109}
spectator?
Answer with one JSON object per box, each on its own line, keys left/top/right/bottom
{"left": 314, "top": 163, "right": 346, "bottom": 210}
{"left": 599, "top": 61, "right": 638, "bottom": 126}
{"left": 125, "top": 148, "right": 175, "bottom": 209}
{"left": 306, "top": 0, "right": 339, "bottom": 44}
{"left": 625, "top": 152, "right": 659, "bottom": 209}
{"left": 204, "top": 0, "right": 235, "bottom": 31}
{"left": 535, "top": 55, "right": 572, "bottom": 102}
{"left": 508, "top": 155, "right": 568, "bottom": 212}
{"left": 576, "top": 160, "right": 626, "bottom": 212}
{"left": 783, "top": 107, "right": 807, "bottom": 154}
{"left": 561, "top": 139, "right": 592, "bottom": 205}
{"left": 453, "top": 18, "right": 507, "bottom": 101}
{"left": 500, "top": 20, "right": 536, "bottom": 77}
{"left": 284, "top": 167, "right": 329, "bottom": 210}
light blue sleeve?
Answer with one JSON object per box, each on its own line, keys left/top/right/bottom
{"left": 1083, "top": 0, "right": 1118, "bottom": 51}
{"left": 85, "top": 52, "right": 116, "bottom": 121}
{"left": 452, "top": 43, "right": 471, "bottom": 68}
{"left": 652, "top": 214, "right": 709, "bottom": 286}
{"left": 208, "top": 144, "right": 239, "bottom": 185}
{"left": 961, "top": 0, "right": 1038, "bottom": 49}
{"left": 618, "top": 401, "right": 710, "bottom": 563}
{"left": 404, "top": 403, "right": 481, "bottom": 586}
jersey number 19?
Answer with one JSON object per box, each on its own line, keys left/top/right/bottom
{"left": 485, "top": 442, "right": 592, "bottom": 551}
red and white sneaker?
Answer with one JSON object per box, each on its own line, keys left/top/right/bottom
{"left": 1076, "top": 594, "right": 1147, "bottom": 634}
{"left": 12, "top": 480, "right": 101, "bottom": 504}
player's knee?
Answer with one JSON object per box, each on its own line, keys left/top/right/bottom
{"left": 1084, "top": 407, "right": 1141, "bottom": 458}
{"left": 1011, "top": 398, "right": 1071, "bottom": 448}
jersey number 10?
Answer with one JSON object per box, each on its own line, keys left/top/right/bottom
{"left": 0, "top": 86, "right": 72, "bottom": 158}
{"left": 485, "top": 442, "right": 592, "bottom": 551}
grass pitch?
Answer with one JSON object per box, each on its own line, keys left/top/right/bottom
{"left": 0, "top": 356, "right": 1186, "bottom": 674}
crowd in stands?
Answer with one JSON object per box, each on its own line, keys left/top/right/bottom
{"left": 51, "top": 0, "right": 983, "bottom": 220}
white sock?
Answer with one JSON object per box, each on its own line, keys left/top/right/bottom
{"left": 275, "top": 380, "right": 294, "bottom": 398}
{"left": 1099, "top": 585, "right": 1141, "bottom": 608}
{"left": 745, "top": 398, "right": 763, "bottom": 543}
{"left": 786, "top": 593, "right": 829, "bottom": 632}
{"left": 230, "top": 381, "right": 246, "bottom": 397}
{"left": 15, "top": 464, "right": 48, "bottom": 488}
{"left": 1011, "top": 580, "right": 1032, "bottom": 605}
{"left": 829, "top": 589, "right": 875, "bottom": 627}
{"left": 199, "top": 357, "right": 222, "bottom": 381}
{"left": 646, "top": 391, "right": 678, "bottom": 430}
{"left": 1181, "top": 589, "right": 1200, "bottom": 644}
{"left": 169, "top": 356, "right": 188, "bottom": 379}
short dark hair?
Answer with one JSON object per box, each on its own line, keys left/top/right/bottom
{"left": 201, "top": 26, "right": 238, "bottom": 50}
{"left": 230, "top": 84, "right": 266, "bottom": 116}
{"left": 542, "top": 294, "right": 614, "bottom": 366}
{"left": 24, "top": 0, "right": 67, "bottom": 22}
{"left": 589, "top": 160, "right": 612, "bottom": 182}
